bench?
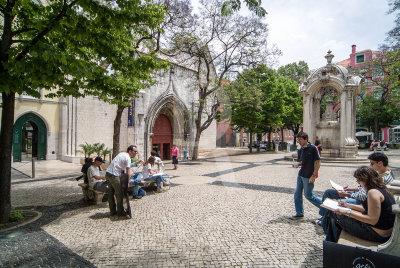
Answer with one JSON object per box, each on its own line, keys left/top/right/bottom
{"left": 78, "top": 183, "right": 105, "bottom": 205}
{"left": 337, "top": 182, "right": 400, "bottom": 257}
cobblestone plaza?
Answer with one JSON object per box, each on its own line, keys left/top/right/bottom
{"left": 1, "top": 150, "right": 399, "bottom": 267}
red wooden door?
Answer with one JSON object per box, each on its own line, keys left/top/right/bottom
{"left": 152, "top": 114, "right": 173, "bottom": 160}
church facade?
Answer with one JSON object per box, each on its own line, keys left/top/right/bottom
{"left": 5, "top": 61, "right": 216, "bottom": 163}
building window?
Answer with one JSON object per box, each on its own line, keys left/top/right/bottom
{"left": 356, "top": 54, "right": 365, "bottom": 64}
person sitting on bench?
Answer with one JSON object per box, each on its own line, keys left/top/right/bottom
{"left": 142, "top": 156, "right": 167, "bottom": 193}
{"left": 87, "top": 157, "right": 108, "bottom": 193}
{"left": 323, "top": 166, "right": 396, "bottom": 243}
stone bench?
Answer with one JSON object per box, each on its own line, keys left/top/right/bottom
{"left": 78, "top": 183, "right": 105, "bottom": 205}
{"left": 337, "top": 185, "right": 400, "bottom": 257}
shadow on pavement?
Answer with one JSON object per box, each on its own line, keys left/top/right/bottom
{"left": 0, "top": 200, "right": 96, "bottom": 267}
{"left": 209, "top": 180, "right": 324, "bottom": 196}
{"left": 300, "top": 243, "right": 323, "bottom": 268}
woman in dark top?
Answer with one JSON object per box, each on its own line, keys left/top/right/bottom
{"left": 323, "top": 166, "right": 395, "bottom": 242}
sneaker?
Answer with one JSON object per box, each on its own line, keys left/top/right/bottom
{"left": 157, "top": 189, "right": 163, "bottom": 193}
{"left": 312, "top": 219, "right": 322, "bottom": 226}
{"left": 288, "top": 215, "right": 304, "bottom": 220}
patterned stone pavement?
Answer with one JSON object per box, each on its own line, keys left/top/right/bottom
{"left": 1, "top": 150, "right": 399, "bottom": 267}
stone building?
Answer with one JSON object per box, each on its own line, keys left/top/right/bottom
{"left": 4, "top": 59, "right": 216, "bottom": 163}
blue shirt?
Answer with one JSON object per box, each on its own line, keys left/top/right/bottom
{"left": 298, "top": 143, "right": 320, "bottom": 178}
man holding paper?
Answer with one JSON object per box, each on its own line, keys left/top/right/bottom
{"left": 290, "top": 132, "right": 322, "bottom": 220}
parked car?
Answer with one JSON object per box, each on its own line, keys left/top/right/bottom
{"left": 247, "top": 141, "right": 259, "bottom": 149}
{"left": 259, "top": 141, "right": 268, "bottom": 150}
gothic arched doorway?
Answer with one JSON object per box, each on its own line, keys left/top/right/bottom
{"left": 152, "top": 114, "right": 173, "bottom": 160}
{"left": 13, "top": 113, "right": 47, "bottom": 162}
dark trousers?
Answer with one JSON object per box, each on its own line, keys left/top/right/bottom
{"left": 323, "top": 211, "right": 391, "bottom": 243}
{"left": 105, "top": 173, "right": 124, "bottom": 216}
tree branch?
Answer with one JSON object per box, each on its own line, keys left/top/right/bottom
{"left": 15, "top": 0, "right": 79, "bottom": 62}
{"left": 11, "top": 28, "right": 37, "bottom": 36}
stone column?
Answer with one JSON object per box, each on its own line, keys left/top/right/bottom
{"left": 58, "top": 97, "right": 68, "bottom": 159}
{"left": 302, "top": 93, "right": 312, "bottom": 135}
{"left": 340, "top": 90, "right": 347, "bottom": 148}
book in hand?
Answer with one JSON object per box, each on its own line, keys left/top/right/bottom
{"left": 321, "top": 198, "right": 350, "bottom": 213}
{"left": 330, "top": 180, "right": 344, "bottom": 191}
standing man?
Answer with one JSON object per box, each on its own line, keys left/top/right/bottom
{"left": 105, "top": 145, "right": 137, "bottom": 217}
{"left": 172, "top": 144, "right": 179, "bottom": 170}
{"left": 290, "top": 132, "right": 322, "bottom": 220}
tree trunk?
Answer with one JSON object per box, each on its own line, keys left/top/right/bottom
{"left": 191, "top": 95, "right": 206, "bottom": 161}
{"left": 0, "top": 92, "right": 15, "bottom": 223}
{"left": 281, "top": 128, "right": 284, "bottom": 143}
{"left": 192, "top": 127, "right": 201, "bottom": 160}
{"left": 374, "top": 115, "right": 379, "bottom": 141}
{"left": 112, "top": 104, "right": 126, "bottom": 159}
{"left": 249, "top": 131, "right": 253, "bottom": 153}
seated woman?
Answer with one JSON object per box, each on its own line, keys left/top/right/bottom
{"left": 142, "top": 156, "right": 168, "bottom": 193}
{"left": 323, "top": 166, "right": 395, "bottom": 243}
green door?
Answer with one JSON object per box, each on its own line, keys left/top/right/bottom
{"left": 13, "top": 113, "right": 47, "bottom": 162}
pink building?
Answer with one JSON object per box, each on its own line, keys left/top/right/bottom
{"left": 336, "top": 45, "right": 391, "bottom": 142}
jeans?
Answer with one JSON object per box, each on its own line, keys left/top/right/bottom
{"left": 145, "top": 175, "right": 163, "bottom": 188}
{"left": 105, "top": 173, "right": 124, "bottom": 216}
{"left": 294, "top": 174, "right": 322, "bottom": 216}
{"left": 319, "top": 189, "right": 362, "bottom": 217}
{"left": 323, "top": 211, "right": 391, "bottom": 243}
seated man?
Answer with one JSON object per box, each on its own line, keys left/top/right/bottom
{"left": 87, "top": 156, "right": 108, "bottom": 193}
{"left": 151, "top": 150, "right": 164, "bottom": 172}
{"left": 317, "top": 152, "right": 395, "bottom": 225}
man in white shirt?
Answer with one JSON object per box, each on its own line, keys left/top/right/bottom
{"left": 87, "top": 156, "right": 108, "bottom": 193}
{"left": 105, "top": 145, "right": 137, "bottom": 217}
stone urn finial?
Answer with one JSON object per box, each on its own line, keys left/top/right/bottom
{"left": 325, "top": 50, "right": 334, "bottom": 64}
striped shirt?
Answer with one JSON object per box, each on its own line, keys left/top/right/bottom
{"left": 350, "top": 169, "right": 395, "bottom": 201}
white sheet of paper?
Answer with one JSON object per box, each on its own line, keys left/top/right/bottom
{"left": 321, "top": 198, "right": 341, "bottom": 211}
{"left": 330, "top": 180, "right": 344, "bottom": 191}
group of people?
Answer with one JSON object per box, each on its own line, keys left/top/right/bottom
{"left": 79, "top": 144, "right": 182, "bottom": 217}
{"left": 291, "top": 131, "right": 396, "bottom": 244}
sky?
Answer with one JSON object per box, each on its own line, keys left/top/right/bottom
{"left": 262, "top": 0, "right": 396, "bottom": 69}
{"left": 192, "top": 0, "right": 397, "bottom": 70}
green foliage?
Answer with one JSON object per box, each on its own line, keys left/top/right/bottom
{"left": 1, "top": 0, "right": 167, "bottom": 101}
{"left": 222, "top": 0, "right": 267, "bottom": 17}
{"left": 223, "top": 64, "right": 296, "bottom": 135}
{"left": 79, "top": 142, "right": 95, "bottom": 158}
{"left": 277, "top": 61, "right": 309, "bottom": 84}
{"left": 10, "top": 210, "right": 24, "bottom": 222}
{"left": 92, "top": 143, "right": 105, "bottom": 157}
{"left": 102, "top": 147, "right": 112, "bottom": 160}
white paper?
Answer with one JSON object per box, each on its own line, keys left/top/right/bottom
{"left": 330, "top": 180, "right": 344, "bottom": 191}
{"left": 321, "top": 198, "right": 341, "bottom": 211}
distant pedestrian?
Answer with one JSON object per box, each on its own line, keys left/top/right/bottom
{"left": 290, "top": 132, "right": 322, "bottom": 220}
{"left": 183, "top": 148, "right": 188, "bottom": 161}
{"left": 314, "top": 136, "right": 322, "bottom": 154}
{"left": 172, "top": 144, "right": 179, "bottom": 170}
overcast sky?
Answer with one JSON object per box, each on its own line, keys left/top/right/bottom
{"left": 192, "top": 0, "right": 396, "bottom": 70}
{"left": 263, "top": 0, "right": 396, "bottom": 69}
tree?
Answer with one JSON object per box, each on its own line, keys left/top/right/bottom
{"left": 383, "top": 0, "right": 400, "bottom": 51}
{"left": 223, "top": 65, "right": 289, "bottom": 151}
{"left": 277, "top": 61, "right": 309, "bottom": 145}
{"left": 222, "top": 0, "right": 266, "bottom": 16}
{"left": 166, "top": 0, "right": 279, "bottom": 160}
{"left": 277, "top": 61, "right": 309, "bottom": 84}
{"left": 222, "top": 71, "right": 264, "bottom": 153}
{"left": 356, "top": 50, "right": 400, "bottom": 139}
{"left": 0, "top": 0, "right": 165, "bottom": 223}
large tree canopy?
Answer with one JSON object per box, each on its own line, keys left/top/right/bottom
{"left": 0, "top": 0, "right": 166, "bottom": 223}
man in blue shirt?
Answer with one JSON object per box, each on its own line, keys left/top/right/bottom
{"left": 290, "top": 132, "right": 322, "bottom": 219}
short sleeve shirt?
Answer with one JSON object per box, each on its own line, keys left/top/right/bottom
{"left": 298, "top": 143, "right": 320, "bottom": 178}
{"left": 142, "top": 163, "right": 152, "bottom": 179}
{"left": 172, "top": 147, "right": 179, "bottom": 157}
{"left": 106, "top": 152, "right": 131, "bottom": 177}
{"left": 87, "top": 165, "right": 100, "bottom": 188}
